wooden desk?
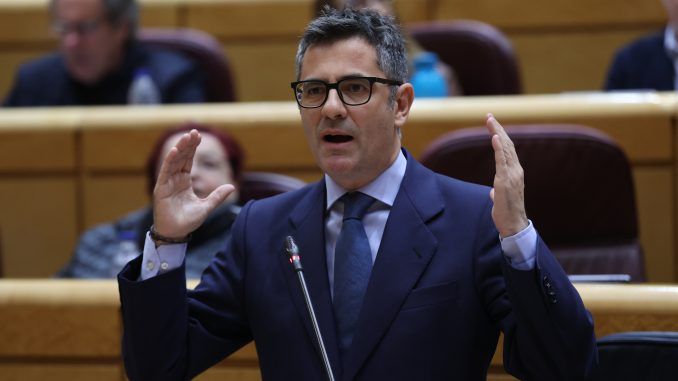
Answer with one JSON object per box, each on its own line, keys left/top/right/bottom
{"left": 1, "top": 280, "right": 677, "bottom": 380}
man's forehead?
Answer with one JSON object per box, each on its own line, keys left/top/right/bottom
{"left": 53, "top": 0, "right": 104, "bottom": 18}
{"left": 300, "top": 37, "right": 380, "bottom": 78}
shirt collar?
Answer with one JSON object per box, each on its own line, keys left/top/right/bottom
{"left": 665, "top": 25, "right": 678, "bottom": 58}
{"left": 325, "top": 149, "right": 407, "bottom": 210}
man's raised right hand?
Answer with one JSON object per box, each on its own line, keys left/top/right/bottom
{"left": 152, "top": 129, "right": 235, "bottom": 240}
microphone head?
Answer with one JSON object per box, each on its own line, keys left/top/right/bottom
{"left": 285, "top": 236, "right": 299, "bottom": 258}
{"left": 285, "top": 235, "right": 303, "bottom": 271}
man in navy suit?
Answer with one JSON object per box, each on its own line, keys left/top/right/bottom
{"left": 3, "top": 0, "right": 204, "bottom": 106}
{"left": 604, "top": 0, "right": 678, "bottom": 91}
{"left": 118, "top": 7, "right": 596, "bottom": 380}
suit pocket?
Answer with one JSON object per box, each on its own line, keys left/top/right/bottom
{"left": 401, "top": 281, "right": 458, "bottom": 310}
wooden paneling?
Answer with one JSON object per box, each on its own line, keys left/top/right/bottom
{"left": 511, "top": 27, "right": 663, "bottom": 94}
{"left": 0, "top": 364, "right": 121, "bottom": 381}
{"left": 435, "top": 0, "right": 666, "bottom": 28}
{"left": 0, "top": 129, "right": 75, "bottom": 171}
{"left": 0, "top": 178, "right": 77, "bottom": 277}
{"left": 79, "top": 103, "right": 309, "bottom": 171}
{"left": 82, "top": 175, "right": 147, "bottom": 229}
{"left": 0, "top": 1, "right": 52, "bottom": 43}
{"left": 223, "top": 41, "right": 300, "bottom": 102}
{"left": 633, "top": 168, "right": 674, "bottom": 283}
{"left": 184, "top": 0, "right": 309, "bottom": 39}
{"left": 2, "top": 281, "right": 677, "bottom": 380}
{"left": 139, "top": 0, "right": 180, "bottom": 27}
{"left": 582, "top": 284, "right": 678, "bottom": 336}
{"left": 195, "top": 368, "right": 262, "bottom": 381}
{"left": 0, "top": 280, "right": 120, "bottom": 357}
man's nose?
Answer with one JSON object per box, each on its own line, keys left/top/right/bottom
{"left": 61, "top": 31, "right": 82, "bottom": 49}
{"left": 321, "top": 88, "right": 347, "bottom": 119}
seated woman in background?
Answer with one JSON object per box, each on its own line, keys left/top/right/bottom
{"left": 56, "top": 122, "right": 244, "bottom": 278}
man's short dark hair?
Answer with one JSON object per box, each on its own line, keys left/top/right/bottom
{"left": 295, "top": 7, "right": 408, "bottom": 103}
{"left": 50, "top": 0, "right": 139, "bottom": 36}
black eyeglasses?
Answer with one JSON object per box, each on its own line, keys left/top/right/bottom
{"left": 290, "top": 76, "right": 402, "bottom": 108}
{"left": 51, "top": 18, "right": 103, "bottom": 37}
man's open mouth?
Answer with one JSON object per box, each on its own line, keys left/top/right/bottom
{"left": 323, "top": 134, "right": 353, "bottom": 143}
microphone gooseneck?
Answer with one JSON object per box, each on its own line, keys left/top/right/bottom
{"left": 284, "top": 236, "right": 335, "bottom": 381}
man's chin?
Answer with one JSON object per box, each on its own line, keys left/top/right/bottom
{"left": 320, "top": 157, "right": 355, "bottom": 175}
{"left": 68, "top": 66, "right": 101, "bottom": 85}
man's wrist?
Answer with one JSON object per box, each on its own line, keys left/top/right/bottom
{"left": 149, "top": 225, "right": 191, "bottom": 247}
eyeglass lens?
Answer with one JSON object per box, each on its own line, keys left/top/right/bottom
{"left": 52, "top": 19, "right": 101, "bottom": 36}
{"left": 295, "top": 78, "right": 373, "bottom": 107}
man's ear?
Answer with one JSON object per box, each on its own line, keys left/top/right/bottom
{"left": 114, "top": 21, "right": 132, "bottom": 45}
{"left": 394, "top": 83, "right": 414, "bottom": 129}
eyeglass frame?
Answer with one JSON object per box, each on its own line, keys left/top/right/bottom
{"left": 51, "top": 17, "right": 105, "bottom": 37}
{"left": 290, "top": 76, "right": 403, "bottom": 109}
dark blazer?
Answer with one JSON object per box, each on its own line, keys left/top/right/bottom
{"left": 118, "top": 150, "right": 596, "bottom": 381}
{"left": 604, "top": 30, "right": 674, "bottom": 91}
{"left": 3, "top": 42, "right": 205, "bottom": 106}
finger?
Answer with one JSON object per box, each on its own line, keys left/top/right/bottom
{"left": 154, "top": 132, "right": 200, "bottom": 194}
{"left": 163, "top": 131, "right": 200, "bottom": 176}
{"left": 486, "top": 114, "right": 519, "bottom": 167}
{"left": 487, "top": 114, "right": 506, "bottom": 167}
{"left": 155, "top": 146, "right": 178, "bottom": 187}
{"left": 489, "top": 188, "right": 495, "bottom": 202}
{"left": 491, "top": 133, "right": 507, "bottom": 178}
{"left": 170, "top": 130, "right": 201, "bottom": 174}
{"left": 202, "top": 184, "right": 236, "bottom": 210}
{"left": 485, "top": 112, "right": 498, "bottom": 135}
{"left": 181, "top": 130, "right": 201, "bottom": 174}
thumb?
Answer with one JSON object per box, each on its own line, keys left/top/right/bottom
{"left": 489, "top": 188, "right": 495, "bottom": 203}
{"left": 203, "top": 184, "right": 236, "bottom": 211}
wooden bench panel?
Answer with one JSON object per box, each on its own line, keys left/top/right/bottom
{"left": 2, "top": 281, "right": 677, "bottom": 380}
{"left": 0, "top": 178, "right": 77, "bottom": 277}
{"left": 435, "top": 0, "right": 666, "bottom": 28}
{"left": 512, "top": 27, "right": 663, "bottom": 94}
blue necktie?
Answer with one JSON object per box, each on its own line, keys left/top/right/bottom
{"left": 333, "top": 192, "right": 375, "bottom": 355}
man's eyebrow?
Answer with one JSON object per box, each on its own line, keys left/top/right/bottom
{"left": 299, "top": 73, "right": 370, "bottom": 82}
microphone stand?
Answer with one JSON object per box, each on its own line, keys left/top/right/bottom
{"left": 285, "top": 236, "right": 335, "bottom": 381}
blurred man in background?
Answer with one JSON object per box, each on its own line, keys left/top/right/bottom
{"left": 3, "top": 0, "right": 205, "bottom": 106}
{"left": 605, "top": 0, "right": 678, "bottom": 91}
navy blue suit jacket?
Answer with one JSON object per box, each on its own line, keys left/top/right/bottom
{"left": 118, "top": 151, "right": 596, "bottom": 380}
{"left": 604, "top": 30, "right": 674, "bottom": 91}
{"left": 3, "top": 42, "right": 205, "bottom": 106}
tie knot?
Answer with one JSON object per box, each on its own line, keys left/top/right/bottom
{"left": 341, "top": 192, "right": 375, "bottom": 221}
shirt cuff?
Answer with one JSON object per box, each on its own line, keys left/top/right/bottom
{"left": 139, "top": 232, "right": 187, "bottom": 280}
{"left": 500, "top": 220, "right": 537, "bottom": 271}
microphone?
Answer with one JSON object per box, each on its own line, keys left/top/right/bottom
{"left": 285, "top": 236, "right": 335, "bottom": 381}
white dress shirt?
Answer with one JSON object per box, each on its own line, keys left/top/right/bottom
{"left": 664, "top": 25, "right": 678, "bottom": 90}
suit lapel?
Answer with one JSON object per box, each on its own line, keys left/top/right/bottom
{"left": 278, "top": 181, "right": 342, "bottom": 378}
{"left": 342, "top": 155, "right": 444, "bottom": 380}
